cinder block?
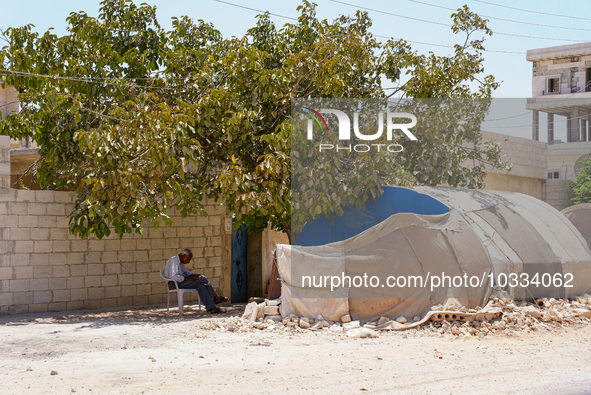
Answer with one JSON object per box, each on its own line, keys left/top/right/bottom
{"left": 28, "top": 204, "right": 47, "bottom": 216}
{"left": 84, "top": 276, "right": 102, "bottom": 288}
{"left": 29, "top": 303, "right": 49, "bottom": 313}
{"left": 54, "top": 192, "right": 74, "bottom": 203}
{"left": 8, "top": 202, "right": 27, "bottom": 215}
{"left": 69, "top": 264, "right": 87, "bottom": 277}
{"left": 30, "top": 254, "right": 48, "bottom": 266}
{"left": 33, "top": 291, "right": 52, "bottom": 304}
{"left": 35, "top": 191, "right": 55, "bottom": 203}
{"left": 67, "top": 276, "right": 84, "bottom": 289}
{"left": 30, "top": 278, "right": 49, "bottom": 291}
{"left": 11, "top": 228, "right": 31, "bottom": 241}
{"left": 71, "top": 240, "right": 88, "bottom": 252}
{"left": 0, "top": 292, "right": 13, "bottom": 305}
{"left": 33, "top": 265, "right": 51, "bottom": 278}
{"left": 70, "top": 288, "right": 88, "bottom": 301}
{"left": 0, "top": 215, "right": 19, "bottom": 227}
{"left": 133, "top": 273, "right": 148, "bottom": 285}
{"left": 204, "top": 247, "right": 214, "bottom": 257}
{"left": 14, "top": 291, "right": 33, "bottom": 305}
{"left": 19, "top": 215, "right": 38, "bottom": 228}
{"left": 148, "top": 272, "right": 161, "bottom": 283}
{"left": 33, "top": 241, "right": 52, "bottom": 253}
{"left": 209, "top": 257, "right": 222, "bottom": 268}
{"left": 67, "top": 301, "right": 84, "bottom": 310}
{"left": 105, "top": 286, "right": 121, "bottom": 298}
{"left": 104, "top": 240, "right": 121, "bottom": 251}
{"left": 87, "top": 264, "right": 105, "bottom": 275}
{"left": 149, "top": 250, "right": 163, "bottom": 261}
{"left": 84, "top": 252, "right": 101, "bottom": 264}
{"left": 52, "top": 265, "right": 69, "bottom": 278}
{"left": 133, "top": 295, "right": 149, "bottom": 305}
{"left": 149, "top": 228, "right": 163, "bottom": 239}
{"left": 102, "top": 274, "right": 118, "bottom": 287}
{"left": 30, "top": 228, "right": 50, "bottom": 240}
{"left": 15, "top": 241, "right": 34, "bottom": 253}
{"left": 105, "top": 263, "right": 121, "bottom": 275}
{"left": 151, "top": 239, "right": 166, "bottom": 249}
{"left": 118, "top": 251, "right": 134, "bottom": 263}
{"left": 9, "top": 254, "right": 29, "bottom": 267}
{"left": 120, "top": 239, "right": 136, "bottom": 250}
{"left": 88, "top": 287, "right": 104, "bottom": 300}
{"left": 121, "top": 262, "right": 136, "bottom": 274}
{"left": 88, "top": 240, "right": 105, "bottom": 252}
{"left": 14, "top": 266, "right": 33, "bottom": 279}
{"left": 52, "top": 290, "right": 70, "bottom": 302}
{"left": 136, "top": 239, "right": 151, "bottom": 250}
{"left": 165, "top": 238, "right": 180, "bottom": 249}
{"left": 117, "top": 296, "right": 133, "bottom": 306}
{"left": 56, "top": 216, "right": 69, "bottom": 228}
{"left": 136, "top": 284, "right": 151, "bottom": 295}
{"left": 83, "top": 300, "right": 101, "bottom": 310}
{"left": 121, "top": 285, "right": 137, "bottom": 297}
{"left": 66, "top": 253, "right": 84, "bottom": 264}
{"left": 136, "top": 262, "right": 151, "bottom": 274}
{"left": 37, "top": 216, "right": 57, "bottom": 228}
{"left": 149, "top": 294, "right": 164, "bottom": 304}
{"left": 46, "top": 203, "right": 66, "bottom": 216}
{"left": 49, "top": 228, "right": 68, "bottom": 240}
{"left": 101, "top": 298, "right": 118, "bottom": 308}
{"left": 118, "top": 274, "right": 134, "bottom": 285}
{"left": 52, "top": 241, "right": 71, "bottom": 252}
{"left": 8, "top": 305, "right": 29, "bottom": 314}
{"left": 0, "top": 267, "right": 13, "bottom": 280}
{"left": 193, "top": 238, "right": 206, "bottom": 247}
{"left": 48, "top": 277, "right": 67, "bottom": 290}
{"left": 49, "top": 253, "right": 67, "bottom": 266}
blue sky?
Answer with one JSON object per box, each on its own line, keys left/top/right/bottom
{"left": 1, "top": 0, "right": 589, "bottom": 140}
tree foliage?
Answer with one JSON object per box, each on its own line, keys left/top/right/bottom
{"left": 0, "top": 0, "right": 509, "bottom": 243}
{"left": 571, "top": 155, "right": 591, "bottom": 205}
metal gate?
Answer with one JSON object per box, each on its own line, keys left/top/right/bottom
{"left": 231, "top": 223, "right": 247, "bottom": 303}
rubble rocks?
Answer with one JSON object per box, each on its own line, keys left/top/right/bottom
{"left": 218, "top": 295, "right": 591, "bottom": 336}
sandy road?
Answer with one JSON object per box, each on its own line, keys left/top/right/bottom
{"left": 1, "top": 304, "right": 591, "bottom": 395}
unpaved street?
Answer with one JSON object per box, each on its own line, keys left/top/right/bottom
{"left": 1, "top": 304, "right": 591, "bottom": 395}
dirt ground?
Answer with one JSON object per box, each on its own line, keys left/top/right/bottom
{"left": 1, "top": 303, "right": 591, "bottom": 395}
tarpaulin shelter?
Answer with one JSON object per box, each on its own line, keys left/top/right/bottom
{"left": 562, "top": 203, "right": 591, "bottom": 250}
{"left": 277, "top": 187, "right": 591, "bottom": 323}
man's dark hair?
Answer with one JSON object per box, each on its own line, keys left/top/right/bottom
{"left": 179, "top": 249, "right": 193, "bottom": 257}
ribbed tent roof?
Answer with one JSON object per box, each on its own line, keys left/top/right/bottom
{"left": 279, "top": 187, "right": 591, "bottom": 322}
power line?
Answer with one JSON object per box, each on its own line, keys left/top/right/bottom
{"left": 472, "top": 0, "right": 591, "bottom": 22}
{"left": 215, "top": 0, "right": 524, "bottom": 54}
{"left": 329, "top": 0, "right": 587, "bottom": 42}
{"left": 0, "top": 69, "right": 183, "bottom": 91}
{"left": 214, "top": 0, "right": 297, "bottom": 21}
{"left": 408, "top": 0, "right": 591, "bottom": 32}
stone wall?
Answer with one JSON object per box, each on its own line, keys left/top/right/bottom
{"left": 0, "top": 137, "right": 228, "bottom": 315}
{"left": 479, "top": 131, "right": 546, "bottom": 199}
{"left": 544, "top": 179, "right": 573, "bottom": 212}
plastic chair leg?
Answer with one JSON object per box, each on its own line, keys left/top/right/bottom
{"left": 177, "top": 291, "right": 184, "bottom": 316}
{"left": 167, "top": 293, "right": 170, "bottom": 314}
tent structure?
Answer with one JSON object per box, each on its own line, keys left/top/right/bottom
{"left": 277, "top": 187, "right": 591, "bottom": 323}
{"left": 562, "top": 203, "right": 591, "bottom": 250}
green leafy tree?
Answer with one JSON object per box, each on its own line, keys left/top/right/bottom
{"left": 0, "top": 0, "right": 509, "bottom": 243}
{"left": 571, "top": 155, "right": 591, "bottom": 204}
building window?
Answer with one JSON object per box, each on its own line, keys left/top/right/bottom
{"left": 547, "top": 78, "right": 559, "bottom": 94}
{"left": 548, "top": 171, "right": 560, "bottom": 179}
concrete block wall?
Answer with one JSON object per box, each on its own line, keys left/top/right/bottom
{"left": 0, "top": 186, "right": 228, "bottom": 314}
{"left": 0, "top": 137, "right": 229, "bottom": 314}
{"left": 544, "top": 179, "right": 573, "bottom": 211}
{"left": 481, "top": 131, "right": 547, "bottom": 181}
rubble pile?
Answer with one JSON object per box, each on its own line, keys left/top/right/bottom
{"left": 193, "top": 296, "right": 591, "bottom": 337}
{"left": 422, "top": 296, "right": 591, "bottom": 337}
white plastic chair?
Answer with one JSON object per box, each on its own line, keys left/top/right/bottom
{"left": 160, "top": 267, "right": 202, "bottom": 316}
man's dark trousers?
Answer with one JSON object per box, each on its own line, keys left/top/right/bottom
{"left": 169, "top": 275, "right": 216, "bottom": 310}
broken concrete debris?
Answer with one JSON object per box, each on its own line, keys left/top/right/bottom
{"left": 227, "top": 296, "right": 591, "bottom": 335}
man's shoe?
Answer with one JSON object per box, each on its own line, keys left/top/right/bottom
{"left": 209, "top": 307, "right": 223, "bottom": 314}
{"left": 214, "top": 296, "right": 230, "bottom": 304}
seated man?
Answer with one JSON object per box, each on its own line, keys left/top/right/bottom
{"left": 164, "top": 248, "right": 228, "bottom": 314}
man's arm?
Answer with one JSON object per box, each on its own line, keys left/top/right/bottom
{"left": 166, "top": 256, "right": 187, "bottom": 283}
